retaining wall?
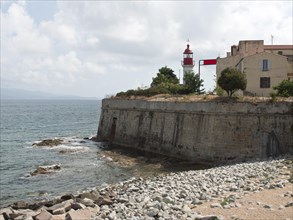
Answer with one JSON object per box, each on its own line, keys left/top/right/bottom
{"left": 97, "top": 98, "right": 293, "bottom": 163}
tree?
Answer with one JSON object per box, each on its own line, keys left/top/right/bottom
{"left": 151, "top": 66, "right": 179, "bottom": 87}
{"left": 183, "top": 71, "right": 204, "bottom": 94}
{"left": 273, "top": 79, "right": 293, "bottom": 97}
{"left": 217, "top": 67, "right": 247, "bottom": 97}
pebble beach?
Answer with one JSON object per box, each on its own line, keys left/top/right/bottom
{"left": 1, "top": 155, "right": 292, "bottom": 220}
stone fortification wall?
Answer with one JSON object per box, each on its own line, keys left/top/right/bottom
{"left": 97, "top": 98, "right": 293, "bottom": 163}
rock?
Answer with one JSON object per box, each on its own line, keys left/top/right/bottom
{"left": 143, "top": 196, "right": 151, "bottom": 204}
{"left": 71, "top": 202, "right": 86, "bottom": 210}
{"left": 61, "top": 194, "right": 75, "bottom": 201}
{"left": 32, "top": 139, "right": 63, "bottom": 147}
{"left": 15, "top": 215, "right": 29, "bottom": 220}
{"left": 223, "top": 204, "right": 230, "bottom": 209}
{"left": 146, "top": 208, "right": 159, "bottom": 217}
{"left": 229, "top": 185, "right": 238, "bottom": 191}
{"left": 199, "top": 193, "right": 207, "bottom": 200}
{"left": 12, "top": 201, "right": 27, "bottom": 210}
{"left": 27, "top": 202, "right": 44, "bottom": 210}
{"left": 52, "top": 207, "right": 65, "bottom": 215}
{"left": 117, "top": 197, "right": 128, "bottom": 203}
{"left": 285, "top": 201, "right": 293, "bottom": 207}
{"left": 192, "top": 198, "right": 202, "bottom": 205}
{"left": 182, "top": 204, "right": 191, "bottom": 213}
{"left": 0, "top": 207, "right": 13, "bottom": 216}
{"left": 18, "top": 209, "right": 42, "bottom": 219}
{"left": 78, "top": 191, "right": 99, "bottom": 201}
{"left": 46, "top": 199, "right": 72, "bottom": 214}
{"left": 127, "top": 186, "right": 140, "bottom": 192}
{"left": 66, "top": 209, "right": 94, "bottom": 220}
{"left": 30, "top": 164, "right": 61, "bottom": 176}
{"left": 162, "top": 197, "right": 173, "bottom": 204}
{"left": 88, "top": 136, "right": 98, "bottom": 142}
{"left": 58, "top": 150, "right": 75, "bottom": 154}
{"left": 171, "top": 205, "right": 181, "bottom": 211}
{"left": 146, "top": 201, "right": 161, "bottom": 210}
{"left": 283, "top": 191, "right": 293, "bottom": 197}
{"left": 210, "top": 203, "right": 222, "bottom": 208}
{"left": 194, "top": 215, "right": 224, "bottom": 220}
{"left": 51, "top": 214, "right": 66, "bottom": 220}
{"left": 35, "top": 209, "right": 53, "bottom": 220}
{"left": 3, "top": 157, "right": 291, "bottom": 220}
{"left": 95, "top": 196, "right": 113, "bottom": 206}
{"left": 8, "top": 213, "right": 24, "bottom": 220}
{"left": 76, "top": 198, "right": 95, "bottom": 208}
{"left": 263, "top": 204, "right": 272, "bottom": 209}
{"left": 108, "top": 211, "right": 116, "bottom": 220}
{"left": 235, "top": 203, "right": 242, "bottom": 208}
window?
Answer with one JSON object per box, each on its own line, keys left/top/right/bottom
{"left": 262, "top": 59, "right": 269, "bottom": 71}
{"left": 278, "top": 51, "right": 283, "bottom": 55}
{"left": 260, "top": 77, "right": 270, "bottom": 88}
{"left": 287, "top": 55, "right": 293, "bottom": 62}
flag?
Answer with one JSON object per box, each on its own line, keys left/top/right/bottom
{"left": 201, "top": 59, "right": 217, "bottom": 65}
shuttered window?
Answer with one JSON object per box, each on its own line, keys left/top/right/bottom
{"left": 260, "top": 77, "right": 270, "bottom": 88}
{"left": 262, "top": 59, "right": 269, "bottom": 71}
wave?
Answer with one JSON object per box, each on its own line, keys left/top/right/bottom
{"left": 30, "top": 136, "right": 97, "bottom": 154}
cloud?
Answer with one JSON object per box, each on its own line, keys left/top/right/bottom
{"left": 1, "top": 1, "right": 292, "bottom": 97}
{"left": 40, "top": 20, "right": 77, "bottom": 46}
{"left": 1, "top": 1, "right": 105, "bottom": 95}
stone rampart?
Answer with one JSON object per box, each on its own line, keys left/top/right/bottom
{"left": 97, "top": 98, "right": 293, "bottom": 163}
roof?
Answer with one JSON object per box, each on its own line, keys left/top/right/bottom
{"left": 183, "top": 44, "right": 193, "bottom": 54}
{"left": 264, "top": 45, "right": 293, "bottom": 50}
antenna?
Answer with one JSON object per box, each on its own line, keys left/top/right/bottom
{"left": 271, "top": 35, "right": 274, "bottom": 45}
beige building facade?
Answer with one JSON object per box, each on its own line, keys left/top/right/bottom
{"left": 216, "top": 40, "right": 293, "bottom": 96}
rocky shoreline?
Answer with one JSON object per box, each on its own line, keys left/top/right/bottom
{"left": 1, "top": 155, "right": 292, "bottom": 220}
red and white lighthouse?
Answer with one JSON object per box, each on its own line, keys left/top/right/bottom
{"left": 181, "top": 43, "right": 195, "bottom": 78}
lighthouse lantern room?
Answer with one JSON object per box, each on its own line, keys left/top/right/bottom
{"left": 181, "top": 43, "right": 195, "bottom": 75}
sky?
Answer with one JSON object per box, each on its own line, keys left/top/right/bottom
{"left": 1, "top": 0, "right": 292, "bottom": 98}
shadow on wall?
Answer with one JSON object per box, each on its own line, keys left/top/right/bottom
{"left": 266, "top": 131, "right": 280, "bottom": 157}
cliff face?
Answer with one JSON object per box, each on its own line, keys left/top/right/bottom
{"left": 97, "top": 98, "right": 293, "bottom": 163}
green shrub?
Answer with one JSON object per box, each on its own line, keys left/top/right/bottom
{"left": 270, "top": 92, "right": 278, "bottom": 102}
{"left": 273, "top": 79, "right": 293, "bottom": 97}
{"left": 214, "top": 85, "right": 226, "bottom": 96}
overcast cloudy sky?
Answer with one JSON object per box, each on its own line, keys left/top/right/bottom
{"left": 1, "top": 0, "right": 292, "bottom": 98}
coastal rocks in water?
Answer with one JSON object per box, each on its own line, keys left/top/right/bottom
{"left": 1, "top": 156, "right": 292, "bottom": 220}
{"left": 30, "top": 164, "right": 61, "bottom": 176}
{"left": 11, "top": 201, "right": 27, "bottom": 210}
{"left": 61, "top": 194, "right": 75, "bottom": 201}
{"left": 46, "top": 199, "right": 73, "bottom": 215}
{"left": 32, "top": 139, "right": 63, "bottom": 147}
{"left": 35, "top": 209, "right": 53, "bottom": 220}
{"left": 58, "top": 149, "right": 78, "bottom": 154}
{"left": 66, "top": 207, "right": 97, "bottom": 220}
{"left": 86, "top": 136, "right": 98, "bottom": 142}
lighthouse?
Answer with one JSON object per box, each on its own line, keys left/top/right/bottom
{"left": 181, "top": 43, "right": 195, "bottom": 84}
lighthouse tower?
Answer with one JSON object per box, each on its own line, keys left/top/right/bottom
{"left": 181, "top": 43, "right": 195, "bottom": 83}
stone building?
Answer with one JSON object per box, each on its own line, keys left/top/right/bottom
{"left": 216, "top": 40, "right": 293, "bottom": 97}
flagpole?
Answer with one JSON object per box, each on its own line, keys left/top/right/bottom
{"left": 199, "top": 60, "right": 202, "bottom": 81}
{"left": 199, "top": 60, "right": 202, "bottom": 92}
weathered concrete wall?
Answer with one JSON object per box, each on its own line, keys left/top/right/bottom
{"left": 97, "top": 98, "right": 293, "bottom": 163}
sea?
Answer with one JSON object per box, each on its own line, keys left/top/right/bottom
{"left": 0, "top": 100, "right": 134, "bottom": 208}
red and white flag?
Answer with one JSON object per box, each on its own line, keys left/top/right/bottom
{"left": 200, "top": 59, "right": 217, "bottom": 65}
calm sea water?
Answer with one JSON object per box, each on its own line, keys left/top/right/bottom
{"left": 0, "top": 100, "right": 132, "bottom": 207}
